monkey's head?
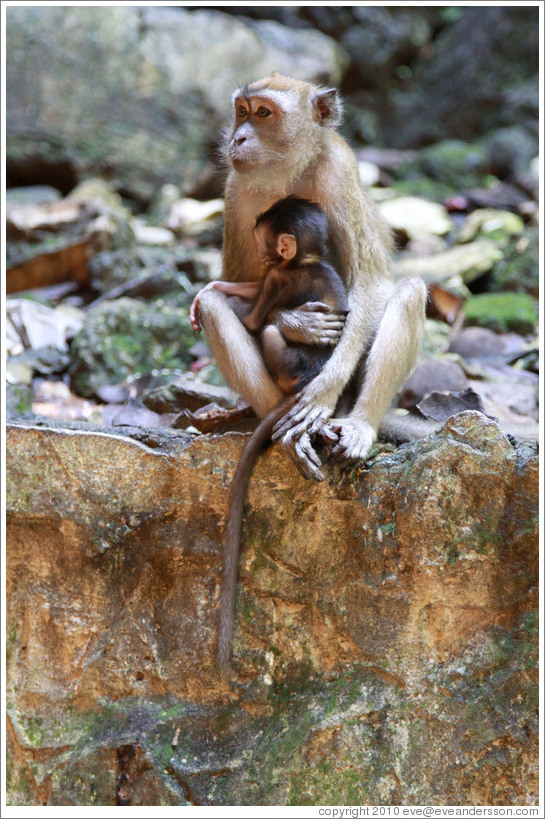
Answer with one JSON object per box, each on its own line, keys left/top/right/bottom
{"left": 254, "top": 197, "right": 329, "bottom": 268}
{"left": 225, "top": 73, "right": 343, "bottom": 175}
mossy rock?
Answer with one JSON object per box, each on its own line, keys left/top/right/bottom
{"left": 390, "top": 176, "right": 456, "bottom": 204}
{"left": 6, "top": 383, "right": 34, "bottom": 418}
{"left": 463, "top": 292, "right": 537, "bottom": 334}
{"left": 395, "top": 139, "right": 489, "bottom": 196}
{"left": 489, "top": 229, "right": 539, "bottom": 297}
{"left": 68, "top": 297, "right": 196, "bottom": 396}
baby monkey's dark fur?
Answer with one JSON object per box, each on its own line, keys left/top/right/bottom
{"left": 218, "top": 197, "right": 348, "bottom": 673}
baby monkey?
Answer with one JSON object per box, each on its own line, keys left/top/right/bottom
{"left": 214, "top": 197, "right": 348, "bottom": 673}
{"left": 208, "top": 196, "right": 348, "bottom": 394}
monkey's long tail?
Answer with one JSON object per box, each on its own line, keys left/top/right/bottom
{"left": 217, "top": 396, "right": 295, "bottom": 674}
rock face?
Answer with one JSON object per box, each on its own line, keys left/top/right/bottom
{"left": 6, "top": 5, "right": 345, "bottom": 203}
{"left": 6, "top": 412, "right": 538, "bottom": 806}
{"left": 382, "top": 6, "right": 539, "bottom": 147}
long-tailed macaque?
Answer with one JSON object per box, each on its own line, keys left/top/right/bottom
{"left": 190, "top": 73, "right": 427, "bottom": 483}
{"left": 204, "top": 196, "right": 348, "bottom": 672}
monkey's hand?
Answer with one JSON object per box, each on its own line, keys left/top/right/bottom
{"left": 282, "top": 432, "right": 325, "bottom": 482}
{"left": 326, "top": 417, "right": 377, "bottom": 463}
{"left": 272, "top": 303, "right": 346, "bottom": 347}
{"left": 272, "top": 377, "right": 339, "bottom": 448}
{"left": 242, "top": 313, "right": 259, "bottom": 332}
{"left": 190, "top": 282, "right": 217, "bottom": 332}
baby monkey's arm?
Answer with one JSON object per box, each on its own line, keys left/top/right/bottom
{"left": 190, "top": 280, "right": 261, "bottom": 332}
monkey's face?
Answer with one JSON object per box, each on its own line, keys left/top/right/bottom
{"left": 253, "top": 222, "right": 278, "bottom": 266}
{"left": 228, "top": 92, "right": 289, "bottom": 173}
{"left": 226, "top": 75, "right": 342, "bottom": 175}
{"left": 253, "top": 222, "right": 271, "bottom": 262}
{"left": 254, "top": 222, "right": 297, "bottom": 267}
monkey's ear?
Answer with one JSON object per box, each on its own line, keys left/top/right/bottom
{"left": 277, "top": 233, "right": 297, "bottom": 261}
{"left": 311, "top": 88, "right": 343, "bottom": 127}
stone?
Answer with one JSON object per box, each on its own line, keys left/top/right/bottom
{"left": 6, "top": 299, "right": 84, "bottom": 354}
{"left": 379, "top": 196, "right": 453, "bottom": 239}
{"left": 448, "top": 327, "right": 530, "bottom": 360}
{"left": 6, "top": 185, "right": 62, "bottom": 206}
{"left": 68, "top": 297, "right": 196, "bottom": 397}
{"left": 482, "top": 125, "right": 539, "bottom": 179}
{"left": 392, "top": 239, "right": 503, "bottom": 293}
{"left": 488, "top": 228, "right": 539, "bottom": 298}
{"left": 382, "top": 6, "right": 539, "bottom": 147}
{"left": 67, "top": 178, "right": 130, "bottom": 217}
{"left": 400, "top": 139, "right": 489, "bottom": 190}
{"left": 398, "top": 359, "right": 469, "bottom": 409}
{"left": 457, "top": 208, "right": 525, "bottom": 244}
{"left": 5, "top": 412, "right": 538, "bottom": 805}
{"left": 130, "top": 220, "right": 175, "bottom": 247}
{"left": 463, "top": 292, "right": 538, "bottom": 335}
{"left": 166, "top": 198, "right": 225, "bottom": 237}
{"left": 141, "top": 373, "right": 238, "bottom": 414}
{"left": 6, "top": 6, "right": 345, "bottom": 203}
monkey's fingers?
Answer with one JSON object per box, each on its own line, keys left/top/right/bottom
{"left": 298, "top": 301, "right": 333, "bottom": 314}
{"left": 274, "top": 399, "right": 333, "bottom": 441}
{"left": 272, "top": 403, "right": 314, "bottom": 441}
{"left": 283, "top": 434, "right": 324, "bottom": 482}
{"left": 307, "top": 409, "right": 333, "bottom": 437}
{"left": 190, "top": 297, "right": 202, "bottom": 332}
{"left": 319, "top": 423, "right": 340, "bottom": 447}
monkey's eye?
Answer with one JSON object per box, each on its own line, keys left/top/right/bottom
{"left": 256, "top": 106, "right": 272, "bottom": 118}
{"left": 237, "top": 105, "right": 248, "bottom": 117}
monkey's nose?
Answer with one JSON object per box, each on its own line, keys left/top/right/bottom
{"left": 233, "top": 136, "right": 246, "bottom": 147}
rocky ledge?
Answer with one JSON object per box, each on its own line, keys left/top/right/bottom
{"left": 5, "top": 411, "right": 538, "bottom": 806}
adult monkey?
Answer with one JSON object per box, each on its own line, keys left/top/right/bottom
{"left": 191, "top": 74, "right": 427, "bottom": 480}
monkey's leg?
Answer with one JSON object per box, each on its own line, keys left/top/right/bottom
{"left": 330, "top": 276, "right": 427, "bottom": 461}
{"left": 260, "top": 325, "right": 299, "bottom": 394}
{"left": 199, "top": 290, "right": 327, "bottom": 480}
{"left": 197, "top": 287, "right": 285, "bottom": 417}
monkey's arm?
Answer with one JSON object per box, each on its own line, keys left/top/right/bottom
{"left": 243, "top": 275, "right": 285, "bottom": 332}
{"left": 270, "top": 302, "right": 346, "bottom": 346}
{"left": 212, "top": 281, "right": 262, "bottom": 298}
{"left": 190, "top": 280, "right": 260, "bottom": 332}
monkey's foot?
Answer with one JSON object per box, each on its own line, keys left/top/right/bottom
{"left": 327, "top": 417, "right": 377, "bottom": 463}
{"left": 282, "top": 432, "right": 325, "bottom": 482}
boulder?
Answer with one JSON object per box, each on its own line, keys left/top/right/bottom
{"left": 398, "top": 139, "right": 490, "bottom": 190}
{"left": 6, "top": 6, "right": 345, "bottom": 203}
{"left": 5, "top": 412, "right": 538, "bottom": 805}
{"left": 392, "top": 239, "right": 503, "bottom": 294}
{"left": 381, "top": 6, "right": 539, "bottom": 147}
{"left": 378, "top": 196, "right": 453, "bottom": 240}
{"left": 68, "top": 298, "right": 196, "bottom": 397}
{"left": 457, "top": 209, "right": 525, "bottom": 244}
{"left": 463, "top": 292, "right": 538, "bottom": 336}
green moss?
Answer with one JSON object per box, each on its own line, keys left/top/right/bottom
{"left": 393, "top": 139, "right": 489, "bottom": 199}
{"left": 380, "top": 522, "right": 396, "bottom": 536}
{"left": 6, "top": 383, "right": 33, "bottom": 417}
{"left": 390, "top": 177, "right": 455, "bottom": 203}
{"left": 288, "top": 759, "right": 369, "bottom": 806}
{"left": 69, "top": 298, "right": 197, "bottom": 396}
{"left": 489, "top": 229, "right": 539, "bottom": 297}
{"left": 464, "top": 292, "right": 537, "bottom": 334}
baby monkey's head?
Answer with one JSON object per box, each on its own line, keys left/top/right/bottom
{"left": 254, "top": 196, "right": 329, "bottom": 268}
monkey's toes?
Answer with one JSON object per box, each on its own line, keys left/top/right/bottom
{"left": 283, "top": 434, "right": 324, "bottom": 481}
{"left": 330, "top": 419, "right": 376, "bottom": 463}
